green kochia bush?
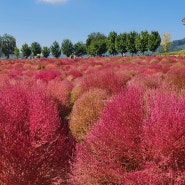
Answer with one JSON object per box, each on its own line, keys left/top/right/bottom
{"left": 0, "top": 83, "right": 74, "bottom": 185}
{"left": 69, "top": 88, "right": 109, "bottom": 142}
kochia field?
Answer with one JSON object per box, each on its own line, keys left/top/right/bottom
{"left": 0, "top": 56, "right": 185, "bottom": 185}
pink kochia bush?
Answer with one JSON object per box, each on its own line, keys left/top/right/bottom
{"left": 78, "top": 70, "right": 128, "bottom": 97}
{"left": 69, "top": 86, "right": 144, "bottom": 184}
{"left": 69, "top": 86, "right": 185, "bottom": 184}
{"left": 0, "top": 83, "right": 74, "bottom": 185}
{"left": 35, "top": 70, "right": 61, "bottom": 82}
{"left": 140, "top": 90, "right": 185, "bottom": 184}
{"left": 166, "top": 67, "right": 185, "bottom": 90}
{"left": 46, "top": 79, "right": 73, "bottom": 107}
{"left": 45, "top": 80, "right": 74, "bottom": 120}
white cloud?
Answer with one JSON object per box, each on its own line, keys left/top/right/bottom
{"left": 37, "top": 0, "right": 69, "bottom": 4}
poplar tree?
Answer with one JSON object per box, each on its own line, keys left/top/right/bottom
{"left": 74, "top": 42, "right": 87, "bottom": 57}
{"left": 42, "top": 46, "right": 50, "bottom": 58}
{"left": 21, "top": 43, "right": 31, "bottom": 58}
{"left": 61, "top": 39, "right": 74, "bottom": 57}
{"left": 86, "top": 32, "right": 107, "bottom": 56}
{"left": 50, "top": 41, "right": 61, "bottom": 58}
{"left": 161, "top": 32, "right": 171, "bottom": 53}
{"left": 135, "top": 30, "right": 149, "bottom": 55}
{"left": 31, "top": 42, "right": 42, "bottom": 56}
{"left": 115, "top": 32, "right": 128, "bottom": 56}
{"left": 126, "top": 31, "right": 138, "bottom": 56}
{"left": 148, "top": 31, "right": 161, "bottom": 53}
{"left": 107, "top": 31, "right": 118, "bottom": 56}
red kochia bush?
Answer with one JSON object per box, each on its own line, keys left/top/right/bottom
{"left": 0, "top": 84, "right": 74, "bottom": 185}
{"left": 78, "top": 70, "right": 127, "bottom": 96}
{"left": 35, "top": 70, "right": 61, "bottom": 82}
{"left": 141, "top": 90, "right": 185, "bottom": 184}
{"left": 69, "top": 86, "right": 144, "bottom": 184}
{"left": 128, "top": 74, "right": 162, "bottom": 90}
{"left": 166, "top": 67, "right": 185, "bottom": 90}
{"left": 46, "top": 80, "right": 74, "bottom": 120}
{"left": 46, "top": 79, "right": 73, "bottom": 108}
{"left": 123, "top": 163, "right": 171, "bottom": 185}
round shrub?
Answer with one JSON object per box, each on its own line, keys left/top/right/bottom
{"left": 35, "top": 70, "right": 60, "bottom": 82}
{"left": 142, "top": 89, "right": 185, "bottom": 184}
{"left": 35, "top": 79, "right": 74, "bottom": 121}
{"left": 123, "top": 164, "right": 171, "bottom": 185}
{"left": 47, "top": 79, "right": 73, "bottom": 107}
{"left": 70, "top": 83, "right": 81, "bottom": 106}
{"left": 46, "top": 80, "right": 74, "bottom": 120}
{"left": 128, "top": 74, "right": 162, "bottom": 90}
{"left": 69, "top": 88, "right": 109, "bottom": 142}
{"left": 166, "top": 67, "right": 185, "bottom": 90}
{"left": 0, "top": 83, "right": 74, "bottom": 185}
{"left": 69, "top": 86, "right": 144, "bottom": 184}
{"left": 70, "top": 87, "right": 185, "bottom": 184}
{"left": 78, "top": 70, "right": 127, "bottom": 97}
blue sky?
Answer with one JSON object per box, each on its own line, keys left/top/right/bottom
{"left": 0, "top": 0, "right": 185, "bottom": 48}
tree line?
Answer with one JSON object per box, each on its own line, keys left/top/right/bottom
{"left": 0, "top": 30, "right": 161, "bottom": 59}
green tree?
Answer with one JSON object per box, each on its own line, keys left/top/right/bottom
{"left": 115, "top": 32, "right": 127, "bottom": 56}
{"left": 42, "top": 46, "right": 50, "bottom": 58}
{"left": 107, "top": 31, "right": 118, "bottom": 56}
{"left": 50, "top": 41, "right": 61, "bottom": 58}
{"left": 21, "top": 43, "right": 31, "bottom": 58}
{"left": 161, "top": 32, "right": 171, "bottom": 53}
{"left": 135, "top": 30, "right": 149, "bottom": 55}
{"left": 87, "top": 40, "right": 97, "bottom": 56}
{"left": 147, "top": 31, "right": 161, "bottom": 53}
{"left": 74, "top": 41, "right": 87, "bottom": 57}
{"left": 61, "top": 39, "right": 74, "bottom": 57}
{"left": 0, "top": 34, "right": 16, "bottom": 58}
{"left": 86, "top": 32, "right": 107, "bottom": 56}
{"left": 86, "top": 32, "right": 106, "bottom": 47}
{"left": 14, "top": 47, "right": 20, "bottom": 59}
{"left": 126, "top": 31, "right": 138, "bottom": 56}
{"left": 31, "top": 42, "right": 41, "bottom": 57}
{"left": 96, "top": 39, "right": 107, "bottom": 56}
{"left": 88, "top": 39, "right": 107, "bottom": 56}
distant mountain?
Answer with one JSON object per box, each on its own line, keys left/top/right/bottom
{"left": 168, "top": 38, "right": 185, "bottom": 51}
{"left": 157, "top": 38, "right": 185, "bottom": 53}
